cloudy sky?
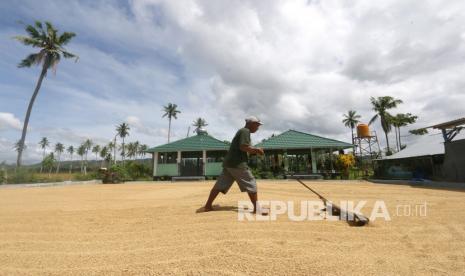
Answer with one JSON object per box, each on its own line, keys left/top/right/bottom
{"left": 1, "top": 0, "right": 464, "bottom": 164}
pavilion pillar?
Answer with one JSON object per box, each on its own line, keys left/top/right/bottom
{"left": 329, "top": 148, "right": 334, "bottom": 172}
{"left": 311, "top": 149, "right": 317, "bottom": 174}
{"left": 283, "top": 150, "right": 289, "bottom": 173}
{"left": 177, "top": 151, "right": 181, "bottom": 176}
{"left": 202, "top": 150, "right": 207, "bottom": 176}
{"left": 153, "top": 152, "right": 158, "bottom": 177}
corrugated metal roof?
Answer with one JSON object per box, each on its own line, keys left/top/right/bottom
{"left": 146, "top": 133, "right": 230, "bottom": 152}
{"left": 383, "top": 134, "right": 445, "bottom": 160}
{"left": 382, "top": 131, "right": 465, "bottom": 160}
{"left": 255, "top": 129, "right": 353, "bottom": 150}
{"left": 430, "top": 117, "right": 465, "bottom": 129}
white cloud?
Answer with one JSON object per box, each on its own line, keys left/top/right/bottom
{"left": 125, "top": 115, "right": 167, "bottom": 138}
{"left": 1, "top": 0, "right": 465, "bottom": 163}
{"left": 0, "top": 112, "right": 21, "bottom": 130}
{"left": 0, "top": 138, "right": 42, "bottom": 165}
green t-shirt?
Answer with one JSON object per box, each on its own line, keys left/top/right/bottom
{"left": 223, "top": 128, "right": 251, "bottom": 169}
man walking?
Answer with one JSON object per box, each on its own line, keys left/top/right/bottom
{"left": 203, "top": 116, "right": 267, "bottom": 214}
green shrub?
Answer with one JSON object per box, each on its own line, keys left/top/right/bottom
{"left": 8, "top": 169, "right": 35, "bottom": 184}
{"left": 126, "top": 161, "right": 151, "bottom": 180}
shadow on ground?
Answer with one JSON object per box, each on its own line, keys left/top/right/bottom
{"left": 195, "top": 205, "right": 239, "bottom": 213}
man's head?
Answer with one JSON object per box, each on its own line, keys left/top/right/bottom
{"left": 245, "top": 116, "right": 263, "bottom": 133}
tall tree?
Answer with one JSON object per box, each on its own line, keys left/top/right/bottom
{"left": 42, "top": 153, "right": 56, "bottom": 177}
{"left": 99, "top": 146, "right": 109, "bottom": 168}
{"left": 77, "top": 145, "right": 85, "bottom": 173}
{"left": 392, "top": 113, "right": 418, "bottom": 151}
{"left": 126, "top": 142, "right": 135, "bottom": 160}
{"left": 14, "top": 140, "right": 27, "bottom": 153}
{"left": 192, "top": 118, "right": 208, "bottom": 133}
{"left": 107, "top": 141, "right": 115, "bottom": 164}
{"left": 369, "top": 96, "right": 403, "bottom": 154}
{"left": 83, "top": 139, "right": 92, "bottom": 175}
{"left": 116, "top": 123, "right": 130, "bottom": 165}
{"left": 38, "top": 137, "right": 49, "bottom": 173}
{"left": 67, "top": 145, "right": 74, "bottom": 174}
{"left": 342, "top": 110, "right": 361, "bottom": 149}
{"left": 14, "top": 21, "right": 78, "bottom": 168}
{"left": 54, "top": 142, "right": 64, "bottom": 173}
{"left": 92, "top": 145, "right": 101, "bottom": 163}
{"left": 138, "top": 144, "right": 148, "bottom": 159}
{"left": 133, "top": 141, "right": 140, "bottom": 159}
{"left": 162, "top": 103, "right": 181, "bottom": 143}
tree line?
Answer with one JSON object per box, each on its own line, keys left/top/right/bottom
{"left": 342, "top": 96, "right": 418, "bottom": 155}
{"left": 19, "top": 123, "right": 148, "bottom": 175}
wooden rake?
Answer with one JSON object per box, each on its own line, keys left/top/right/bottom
{"left": 296, "top": 179, "right": 369, "bottom": 227}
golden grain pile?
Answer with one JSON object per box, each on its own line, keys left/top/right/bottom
{"left": 0, "top": 180, "right": 464, "bottom": 275}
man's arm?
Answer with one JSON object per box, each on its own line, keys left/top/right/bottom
{"left": 240, "top": 144, "right": 264, "bottom": 155}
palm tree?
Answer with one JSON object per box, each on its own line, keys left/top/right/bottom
{"left": 162, "top": 103, "right": 181, "bottom": 143}
{"left": 38, "top": 137, "right": 49, "bottom": 173}
{"left": 14, "top": 140, "right": 27, "bottom": 153}
{"left": 54, "top": 142, "right": 64, "bottom": 173}
{"left": 83, "top": 139, "right": 92, "bottom": 175}
{"left": 409, "top": 128, "right": 428, "bottom": 136}
{"left": 138, "top": 144, "right": 148, "bottom": 159}
{"left": 92, "top": 145, "right": 101, "bottom": 163}
{"left": 42, "top": 153, "right": 56, "bottom": 177}
{"left": 99, "top": 146, "right": 109, "bottom": 168}
{"left": 392, "top": 113, "right": 418, "bottom": 151}
{"left": 126, "top": 142, "right": 135, "bottom": 160}
{"left": 104, "top": 152, "right": 112, "bottom": 166}
{"left": 116, "top": 123, "right": 130, "bottom": 165}
{"left": 14, "top": 21, "right": 78, "bottom": 168}
{"left": 107, "top": 141, "right": 115, "bottom": 164}
{"left": 369, "top": 96, "right": 403, "bottom": 154}
{"left": 131, "top": 142, "right": 140, "bottom": 160}
{"left": 77, "top": 145, "right": 85, "bottom": 173}
{"left": 342, "top": 110, "right": 361, "bottom": 147}
{"left": 67, "top": 145, "right": 74, "bottom": 173}
{"left": 192, "top": 118, "right": 208, "bottom": 133}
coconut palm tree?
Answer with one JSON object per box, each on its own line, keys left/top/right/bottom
{"left": 409, "top": 128, "right": 428, "bottom": 136}
{"left": 369, "top": 96, "right": 403, "bottom": 154}
{"left": 392, "top": 113, "right": 418, "bottom": 151}
{"left": 92, "top": 145, "right": 101, "bottom": 163}
{"left": 162, "top": 103, "right": 181, "bottom": 143}
{"left": 42, "top": 153, "right": 56, "bottom": 177}
{"left": 67, "top": 145, "right": 74, "bottom": 173}
{"left": 99, "top": 146, "right": 109, "bottom": 168}
{"left": 83, "top": 139, "right": 92, "bottom": 174}
{"left": 38, "top": 137, "right": 49, "bottom": 173}
{"left": 116, "top": 123, "right": 130, "bottom": 165}
{"left": 192, "top": 118, "right": 208, "bottom": 133}
{"left": 126, "top": 142, "right": 135, "bottom": 160}
{"left": 104, "top": 153, "right": 112, "bottom": 166}
{"left": 107, "top": 141, "right": 115, "bottom": 164}
{"left": 118, "top": 143, "right": 127, "bottom": 160}
{"left": 14, "top": 21, "right": 78, "bottom": 168}
{"left": 14, "top": 140, "right": 27, "bottom": 153}
{"left": 77, "top": 145, "right": 85, "bottom": 173}
{"left": 342, "top": 110, "right": 361, "bottom": 147}
{"left": 131, "top": 141, "right": 140, "bottom": 160}
{"left": 138, "top": 144, "right": 148, "bottom": 159}
{"left": 54, "top": 142, "right": 64, "bottom": 173}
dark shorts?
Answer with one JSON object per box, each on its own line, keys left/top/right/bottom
{"left": 213, "top": 167, "right": 257, "bottom": 194}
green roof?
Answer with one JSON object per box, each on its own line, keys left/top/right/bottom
{"left": 255, "top": 130, "right": 353, "bottom": 150}
{"left": 146, "top": 133, "right": 230, "bottom": 152}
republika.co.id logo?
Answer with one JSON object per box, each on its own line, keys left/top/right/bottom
{"left": 237, "top": 200, "right": 427, "bottom": 222}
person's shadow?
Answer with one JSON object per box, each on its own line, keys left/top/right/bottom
{"left": 195, "top": 205, "right": 240, "bottom": 213}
